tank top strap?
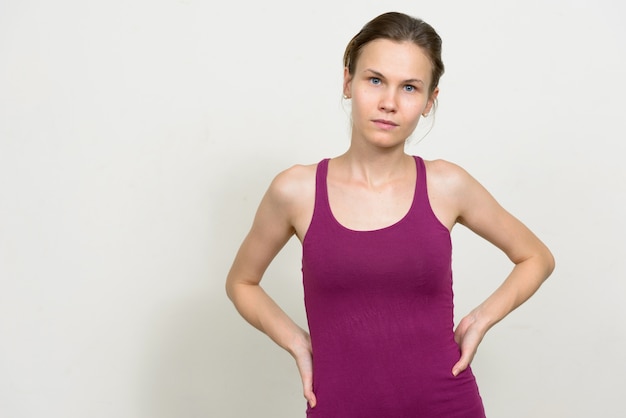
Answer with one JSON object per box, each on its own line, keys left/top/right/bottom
{"left": 309, "top": 158, "right": 333, "bottom": 229}
{"left": 413, "top": 155, "right": 426, "bottom": 195}
{"left": 411, "top": 155, "right": 429, "bottom": 215}
{"left": 315, "top": 158, "right": 330, "bottom": 207}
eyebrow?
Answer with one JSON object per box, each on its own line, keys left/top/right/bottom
{"left": 364, "top": 68, "right": 424, "bottom": 85}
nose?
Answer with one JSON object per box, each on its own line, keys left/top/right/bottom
{"left": 378, "top": 88, "right": 397, "bottom": 113}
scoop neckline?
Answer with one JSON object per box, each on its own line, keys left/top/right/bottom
{"left": 324, "top": 156, "right": 419, "bottom": 233}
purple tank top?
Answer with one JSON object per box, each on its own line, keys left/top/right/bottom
{"left": 302, "top": 156, "right": 486, "bottom": 417}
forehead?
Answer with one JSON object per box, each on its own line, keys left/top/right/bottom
{"left": 356, "top": 39, "right": 432, "bottom": 83}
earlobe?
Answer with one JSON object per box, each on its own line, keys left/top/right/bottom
{"left": 343, "top": 67, "right": 352, "bottom": 99}
{"left": 423, "top": 87, "right": 439, "bottom": 116}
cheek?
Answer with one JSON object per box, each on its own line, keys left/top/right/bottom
{"left": 354, "top": 86, "right": 376, "bottom": 102}
{"left": 351, "top": 90, "right": 376, "bottom": 112}
{"left": 401, "top": 97, "right": 427, "bottom": 116}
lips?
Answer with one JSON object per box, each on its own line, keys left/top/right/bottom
{"left": 372, "top": 119, "right": 399, "bottom": 130}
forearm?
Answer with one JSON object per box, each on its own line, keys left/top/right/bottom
{"left": 469, "top": 250, "right": 555, "bottom": 331}
{"left": 227, "top": 281, "right": 309, "bottom": 355}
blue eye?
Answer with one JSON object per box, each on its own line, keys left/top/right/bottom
{"left": 370, "top": 77, "right": 381, "bottom": 85}
{"left": 404, "top": 85, "right": 416, "bottom": 92}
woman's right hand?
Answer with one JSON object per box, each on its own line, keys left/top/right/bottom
{"left": 291, "top": 333, "right": 317, "bottom": 408}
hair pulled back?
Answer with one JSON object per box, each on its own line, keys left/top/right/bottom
{"left": 343, "top": 12, "right": 445, "bottom": 95}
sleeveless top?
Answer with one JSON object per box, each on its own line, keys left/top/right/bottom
{"left": 302, "top": 156, "right": 486, "bottom": 418}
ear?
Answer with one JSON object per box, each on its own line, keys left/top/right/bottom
{"left": 423, "top": 87, "right": 439, "bottom": 116}
{"left": 343, "top": 67, "right": 352, "bottom": 99}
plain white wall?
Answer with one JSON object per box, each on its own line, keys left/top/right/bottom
{"left": 1, "top": 0, "right": 625, "bottom": 417}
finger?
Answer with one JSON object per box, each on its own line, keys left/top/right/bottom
{"left": 305, "top": 389, "right": 317, "bottom": 408}
{"left": 451, "top": 350, "right": 472, "bottom": 377}
{"left": 453, "top": 327, "right": 462, "bottom": 345}
{"left": 454, "top": 318, "right": 470, "bottom": 344}
{"left": 451, "top": 359, "right": 467, "bottom": 377}
{"left": 300, "top": 368, "right": 316, "bottom": 408}
{"left": 302, "top": 378, "right": 316, "bottom": 408}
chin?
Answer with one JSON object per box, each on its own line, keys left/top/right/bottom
{"left": 370, "top": 140, "right": 407, "bottom": 150}
{"left": 368, "top": 135, "right": 407, "bottom": 148}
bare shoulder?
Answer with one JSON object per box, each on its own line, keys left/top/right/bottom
{"left": 265, "top": 162, "right": 318, "bottom": 239}
{"left": 268, "top": 163, "right": 317, "bottom": 206}
{"left": 422, "top": 158, "right": 491, "bottom": 230}
{"left": 424, "top": 158, "right": 477, "bottom": 196}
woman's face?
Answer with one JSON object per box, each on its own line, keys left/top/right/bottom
{"left": 344, "top": 39, "right": 438, "bottom": 149}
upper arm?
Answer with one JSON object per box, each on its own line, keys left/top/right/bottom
{"left": 432, "top": 160, "right": 553, "bottom": 267}
{"left": 226, "top": 165, "right": 313, "bottom": 293}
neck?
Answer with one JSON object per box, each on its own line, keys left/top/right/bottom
{"left": 335, "top": 145, "right": 413, "bottom": 187}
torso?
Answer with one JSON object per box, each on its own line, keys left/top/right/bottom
{"left": 300, "top": 156, "right": 486, "bottom": 417}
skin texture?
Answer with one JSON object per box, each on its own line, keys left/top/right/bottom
{"left": 225, "top": 39, "right": 555, "bottom": 409}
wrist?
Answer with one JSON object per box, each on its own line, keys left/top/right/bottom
{"left": 286, "top": 328, "right": 311, "bottom": 357}
{"left": 467, "top": 307, "right": 497, "bottom": 333}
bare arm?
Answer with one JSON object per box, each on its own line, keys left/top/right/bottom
{"left": 225, "top": 166, "right": 317, "bottom": 406}
{"left": 428, "top": 160, "right": 555, "bottom": 375}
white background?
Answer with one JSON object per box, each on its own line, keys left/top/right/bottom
{"left": 1, "top": 0, "right": 625, "bottom": 417}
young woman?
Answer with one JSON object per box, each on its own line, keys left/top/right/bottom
{"left": 226, "top": 11, "right": 554, "bottom": 417}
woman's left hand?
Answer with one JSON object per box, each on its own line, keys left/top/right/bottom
{"left": 452, "top": 313, "right": 487, "bottom": 377}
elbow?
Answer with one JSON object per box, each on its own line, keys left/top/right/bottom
{"left": 225, "top": 272, "right": 237, "bottom": 303}
{"left": 225, "top": 272, "right": 257, "bottom": 305}
{"left": 520, "top": 242, "right": 555, "bottom": 283}
{"left": 225, "top": 281, "right": 233, "bottom": 302}
{"left": 542, "top": 246, "right": 556, "bottom": 280}
{"left": 225, "top": 278, "right": 237, "bottom": 303}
